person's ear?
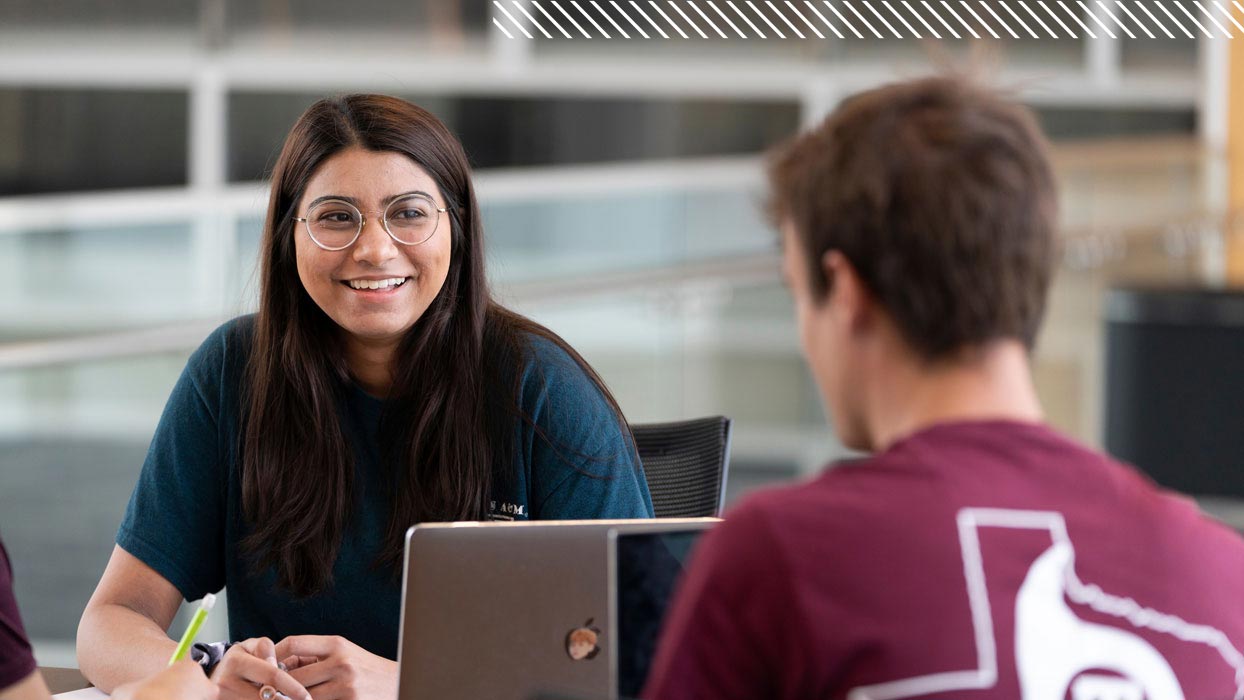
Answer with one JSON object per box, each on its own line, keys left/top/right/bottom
{"left": 821, "top": 250, "right": 872, "bottom": 331}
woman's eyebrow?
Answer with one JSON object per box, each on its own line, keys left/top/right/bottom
{"left": 306, "top": 194, "right": 359, "bottom": 209}
{"left": 382, "top": 190, "right": 435, "bottom": 205}
{"left": 305, "top": 191, "right": 436, "bottom": 210}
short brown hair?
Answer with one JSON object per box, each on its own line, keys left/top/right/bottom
{"left": 768, "top": 76, "right": 1057, "bottom": 360}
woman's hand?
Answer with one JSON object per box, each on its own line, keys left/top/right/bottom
{"left": 212, "top": 638, "right": 311, "bottom": 700}
{"left": 275, "top": 636, "right": 398, "bottom": 700}
{"left": 112, "top": 660, "right": 218, "bottom": 700}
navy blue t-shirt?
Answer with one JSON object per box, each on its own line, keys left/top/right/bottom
{"left": 118, "top": 315, "right": 653, "bottom": 658}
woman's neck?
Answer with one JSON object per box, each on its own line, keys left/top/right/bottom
{"left": 345, "top": 337, "right": 398, "bottom": 398}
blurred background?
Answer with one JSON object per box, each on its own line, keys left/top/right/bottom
{"left": 1, "top": 0, "right": 1242, "bottom": 667}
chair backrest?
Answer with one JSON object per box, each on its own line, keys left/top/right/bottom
{"left": 630, "top": 416, "right": 733, "bottom": 518}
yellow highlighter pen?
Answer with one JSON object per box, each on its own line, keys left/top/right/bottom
{"left": 168, "top": 593, "right": 217, "bottom": 666}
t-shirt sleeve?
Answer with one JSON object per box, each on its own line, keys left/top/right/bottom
{"left": 116, "top": 324, "right": 232, "bottom": 602}
{"left": 642, "top": 500, "right": 798, "bottom": 700}
{"left": 520, "top": 338, "right": 655, "bottom": 519}
{"left": 0, "top": 543, "right": 36, "bottom": 692}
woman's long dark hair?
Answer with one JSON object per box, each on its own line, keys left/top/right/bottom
{"left": 242, "top": 95, "right": 629, "bottom": 597}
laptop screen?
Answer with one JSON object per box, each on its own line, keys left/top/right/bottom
{"left": 614, "top": 530, "right": 705, "bottom": 697}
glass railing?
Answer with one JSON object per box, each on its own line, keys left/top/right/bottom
{"left": 0, "top": 222, "right": 198, "bottom": 335}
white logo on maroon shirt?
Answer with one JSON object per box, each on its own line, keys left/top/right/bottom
{"left": 847, "top": 508, "right": 1244, "bottom": 700}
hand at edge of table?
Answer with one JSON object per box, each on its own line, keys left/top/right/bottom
{"left": 212, "top": 638, "right": 311, "bottom": 700}
{"left": 274, "top": 636, "right": 397, "bottom": 700}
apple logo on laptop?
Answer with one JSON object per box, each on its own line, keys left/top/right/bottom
{"left": 566, "top": 618, "right": 601, "bottom": 660}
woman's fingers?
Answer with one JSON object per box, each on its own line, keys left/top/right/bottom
{"left": 215, "top": 646, "right": 310, "bottom": 700}
{"left": 280, "top": 655, "right": 319, "bottom": 672}
{"left": 290, "top": 679, "right": 350, "bottom": 700}
{"left": 274, "top": 635, "right": 344, "bottom": 661}
{"left": 237, "top": 637, "right": 279, "bottom": 665}
{"left": 288, "top": 659, "right": 339, "bottom": 690}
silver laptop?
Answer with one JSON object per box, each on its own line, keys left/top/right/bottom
{"left": 396, "top": 518, "right": 716, "bottom": 700}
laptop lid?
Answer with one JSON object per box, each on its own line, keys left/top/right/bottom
{"left": 396, "top": 519, "right": 716, "bottom": 700}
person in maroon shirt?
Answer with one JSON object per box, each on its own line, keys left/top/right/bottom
{"left": 0, "top": 539, "right": 217, "bottom": 700}
{"left": 644, "top": 76, "right": 1244, "bottom": 700}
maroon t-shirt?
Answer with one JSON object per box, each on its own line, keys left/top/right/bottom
{"left": 645, "top": 420, "right": 1244, "bottom": 700}
{"left": 0, "top": 540, "right": 36, "bottom": 691}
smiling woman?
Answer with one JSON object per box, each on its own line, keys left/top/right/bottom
{"left": 75, "top": 95, "right": 655, "bottom": 700}
{"left": 292, "top": 149, "right": 455, "bottom": 395}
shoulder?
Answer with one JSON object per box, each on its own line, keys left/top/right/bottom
{"left": 189, "top": 314, "right": 255, "bottom": 368}
{"left": 710, "top": 453, "right": 946, "bottom": 557}
{"left": 519, "top": 332, "right": 586, "bottom": 375}
{"left": 179, "top": 314, "right": 256, "bottom": 406}
{"left": 508, "top": 330, "right": 606, "bottom": 405}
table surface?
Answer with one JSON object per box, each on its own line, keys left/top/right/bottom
{"left": 39, "top": 667, "right": 91, "bottom": 695}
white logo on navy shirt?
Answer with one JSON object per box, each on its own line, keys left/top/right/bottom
{"left": 488, "top": 501, "right": 527, "bottom": 521}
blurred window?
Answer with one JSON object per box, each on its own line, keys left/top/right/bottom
{"left": 224, "top": 0, "right": 488, "bottom": 35}
{"left": 0, "top": 88, "right": 189, "bottom": 195}
{"left": 1034, "top": 106, "right": 1196, "bottom": 140}
{"left": 0, "top": 0, "right": 198, "bottom": 28}
{"left": 227, "top": 92, "right": 801, "bottom": 181}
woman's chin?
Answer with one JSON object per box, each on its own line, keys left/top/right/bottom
{"left": 337, "top": 318, "right": 418, "bottom": 347}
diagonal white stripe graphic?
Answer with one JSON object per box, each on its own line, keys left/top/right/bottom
{"left": 495, "top": 1, "right": 535, "bottom": 37}
{"left": 765, "top": 0, "right": 806, "bottom": 35}
{"left": 1056, "top": 0, "right": 1095, "bottom": 35}
{"left": 1173, "top": 0, "right": 1215, "bottom": 35}
{"left": 491, "top": 0, "right": 1244, "bottom": 38}
{"left": 1134, "top": 0, "right": 1177, "bottom": 36}
{"left": 689, "top": 1, "right": 730, "bottom": 36}
{"left": 729, "top": 0, "right": 768, "bottom": 35}
{"left": 649, "top": 0, "right": 690, "bottom": 37}
{"left": 751, "top": 0, "right": 789, "bottom": 36}
{"left": 1115, "top": 0, "right": 1157, "bottom": 36}
{"left": 551, "top": 0, "right": 592, "bottom": 36}
{"left": 979, "top": 0, "right": 1021, "bottom": 34}
{"left": 885, "top": 0, "right": 924, "bottom": 35}
{"left": 787, "top": 1, "right": 828, "bottom": 37}
{"left": 514, "top": 1, "right": 554, "bottom": 37}
{"left": 613, "top": 0, "right": 651, "bottom": 35}
{"left": 1038, "top": 0, "right": 1078, "bottom": 35}
{"left": 532, "top": 1, "right": 573, "bottom": 37}
{"left": 845, "top": 0, "right": 885, "bottom": 35}
{"left": 1153, "top": 0, "right": 1196, "bottom": 36}
{"left": 906, "top": 0, "right": 945, "bottom": 35}
{"left": 999, "top": 0, "right": 1040, "bottom": 35}
{"left": 669, "top": 0, "right": 710, "bottom": 36}
{"left": 959, "top": 0, "right": 1000, "bottom": 36}
{"left": 1095, "top": 0, "right": 1137, "bottom": 37}
{"left": 866, "top": 0, "right": 905, "bottom": 36}
{"left": 1079, "top": 0, "right": 1116, "bottom": 37}
{"left": 805, "top": 1, "right": 846, "bottom": 37}
{"left": 592, "top": 0, "right": 631, "bottom": 36}
{"left": 1019, "top": 0, "right": 1060, "bottom": 35}
{"left": 492, "top": 17, "right": 517, "bottom": 37}
{"left": 941, "top": 1, "right": 982, "bottom": 36}
{"left": 1214, "top": 0, "right": 1244, "bottom": 32}
{"left": 709, "top": 1, "right": 749, "bottom": 36}
{"left": 612, "top": 0, "right": 651, "bottom": 36}
{"left": 922, "top": 0, "right": 963, "bottom": 34}
{"left": 631, "top": 0, "right": 671, "bottom": 35}
{"left": 571, "top": 0, "right": 611, "bottom": 37}
{"left": 828, "top": 0, "right": 867, "bottom": 35}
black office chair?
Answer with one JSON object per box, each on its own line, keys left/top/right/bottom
{"left": 630, "top": 416, "right": 733, "bottom": 518}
